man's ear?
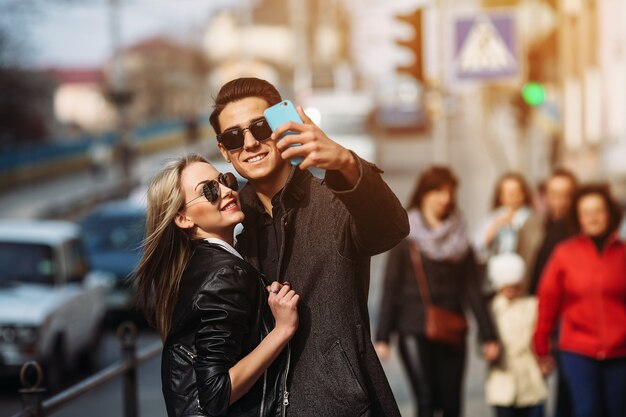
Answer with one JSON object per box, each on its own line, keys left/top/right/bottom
{"left": 174, "top": 212, "right": 194, "bottom": 230}
{"left": 218, "top": 144, "right": 231, "bottom": 163}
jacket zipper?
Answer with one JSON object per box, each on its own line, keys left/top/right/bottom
{"left": 280, "top": 344, "right": 291, "bottom": 416}
{"left": 259, "top": 308, "right": 271, "bottom": 417}
{"left": 277, "top": 212, "right": 291, "bottom": 416}
{"left": 175, "top": 343, "right": 197, "bottom": 361}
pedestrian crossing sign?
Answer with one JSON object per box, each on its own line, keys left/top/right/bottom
{"left": 453, "top": 12, "right": 519, "bottom": 81}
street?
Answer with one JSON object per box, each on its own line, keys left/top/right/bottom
{"left": 1, "top": 126, "right": 549, "bottom": 417}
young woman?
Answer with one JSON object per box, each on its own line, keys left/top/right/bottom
{"left": 135, "top": 154, "right": 299, "bottom": 417}
{"left": 474, "top": 172, "right": 534, "bottom": 264}
{"left": 534, "top": 184, "right": 626, "bottom": 417}
{"left": 375, "top": 166, "right": 499, "bottom": 417}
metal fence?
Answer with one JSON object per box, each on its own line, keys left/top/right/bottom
{"left": 10, "top": 322, "right": 162, "bottom": 417}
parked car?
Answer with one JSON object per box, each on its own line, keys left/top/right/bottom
{"left": 79, "top": 200, "right": 146, "bottom": 324}
{"left": 0, "top": 220, "right": 113, "bottom": 390}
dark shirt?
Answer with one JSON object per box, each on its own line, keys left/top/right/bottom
{"left": 591, "top": 231, "right": 611, "bottom": 254}
{"left": 254, "top": 190, "right": 284, "bottom": 282}
{"left": 529, "top": 218, "right": 569, "bottom": 294}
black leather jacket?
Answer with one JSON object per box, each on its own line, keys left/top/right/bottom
{"left": 161, "top": 241, "right": 290, "bottom": 417}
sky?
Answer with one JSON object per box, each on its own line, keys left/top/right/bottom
{"left": 17, "top": 0, "right": 233, "bottom": 68}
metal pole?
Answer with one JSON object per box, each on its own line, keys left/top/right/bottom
{"left": 118, "top": 322, "right": 139, "bottom": 417}
{"left": 18, "top": 361, "right": 46, "bottom": 417}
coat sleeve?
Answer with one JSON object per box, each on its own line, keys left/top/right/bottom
{"left": 463, "top": 251, "right": 498, "bottom": 342}
{"left": 533, "top": 245, "right": 565, "bottom": 358}
{"left": 324, "top": 153, "right": 409, "bottom": 257}
{"left": 375, "top": 241, "right": 406, "bottom": 342}
{"left": 192, "top": 266, "right": 254, "bottom": 417}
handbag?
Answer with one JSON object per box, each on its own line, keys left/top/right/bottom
{"left": 408, "top": 241, "right": 468, "bottom": 348}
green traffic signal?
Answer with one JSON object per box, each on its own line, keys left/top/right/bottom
{"left": 522, "top": 82, "right": 545, "bottom": 107}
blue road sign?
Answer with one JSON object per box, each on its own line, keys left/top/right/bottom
{"left": 453, "top": 12, "right": 519, "bottom": 81}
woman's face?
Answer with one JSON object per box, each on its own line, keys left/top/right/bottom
{"left": 578, "top": 193, "right": 609, "bottom": 237}
{"left": 499, "top": 178, "right": 526, "bottom": 210}
{"left": 178, "top": 162, "right": 244, "bottom": 240}
{"left": 422, "top": 184, "right": 455, "bottom": 220}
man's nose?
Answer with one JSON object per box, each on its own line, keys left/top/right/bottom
{"left": 243, "top": 129, "right": 260, "bottom": 150}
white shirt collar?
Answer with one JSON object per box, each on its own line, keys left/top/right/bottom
{"left": 203, "top": 238, "right": 243, "bottom": 260}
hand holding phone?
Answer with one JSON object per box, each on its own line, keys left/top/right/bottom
{"left": 264, "top": 100, "right": 304, "bottom": 166}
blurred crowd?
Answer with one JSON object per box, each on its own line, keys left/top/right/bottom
{"left": 375, "top": 166, "right": 626, "bottom": 417}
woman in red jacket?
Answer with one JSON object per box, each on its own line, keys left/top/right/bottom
{"left": 533, "top": 184, "right": 626, "bottom": 417}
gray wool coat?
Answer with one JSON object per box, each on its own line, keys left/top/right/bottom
{"left": 236, "top": 156, "right": 409, "bottom": 417}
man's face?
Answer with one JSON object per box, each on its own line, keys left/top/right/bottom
{"left": 545, "top": 176, "right": 575, "bottom": 220}
{"left": 217, "top": 97, "right": 288, "bottom": 184}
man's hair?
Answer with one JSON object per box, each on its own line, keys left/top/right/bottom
{"left": 209, "top": 77, "right": 282, "bottom": 135}
{"left": 548, "top": 168, "right": 578, "bottom": 190}
{"left": 569, "top": 183, "right": 623, "bottom": 235}
{"left": 407, "top": 165, "right": 459, "bottom": 211}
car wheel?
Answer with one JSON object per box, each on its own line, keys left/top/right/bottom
{"left": 45, "top": 336, "right": 67, "bottom": 393}
{"left": 79, "top": 321, "right": 104, "bottom": 372}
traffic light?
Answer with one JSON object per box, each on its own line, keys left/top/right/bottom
{"left": 395, "top": 8, "right": 424, "bottom": 83}
{"left": 522, "top": 81, "right": 545, "bottom": 107}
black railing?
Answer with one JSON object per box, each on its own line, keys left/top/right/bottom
{"left": 10, "top": 322, "right": 162, "bottom": 417}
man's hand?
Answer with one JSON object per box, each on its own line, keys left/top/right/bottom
{"left": 374, "top": 341, "right": 391, "bottom": 361}
{"left": 482, "top": 341, "right": 501, "bottom": 363}
{"left": 273, "top": 106, "right": 359, "bottom": 186}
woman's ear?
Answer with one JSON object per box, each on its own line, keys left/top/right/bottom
{"left": 174, "top": 212, "right": 194, "bottom": 230}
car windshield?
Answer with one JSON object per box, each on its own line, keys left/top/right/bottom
{"left": 82, "top": 214, "right": 145, "bottom": 253}
{"left": 0, "top": 242, "right": 55, "bottom": 285}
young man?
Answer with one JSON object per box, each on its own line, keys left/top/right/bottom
{"left": 209, "top": 77, "right": 408, "bottom": 416}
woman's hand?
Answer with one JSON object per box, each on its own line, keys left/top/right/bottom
{"left": 482, "top": 341, "right": 501, "bottom": 363}
{"left": 267, "top": 281, "right": 299, "bottom": 338}
{"left": 537, "top": 355, "right": 555, "bottom": 376}
{"left": 374, "top": 341, "right": 391, "bottom": 361}
{"left": 485, "top": 208, "right": 514, "bottom": 246}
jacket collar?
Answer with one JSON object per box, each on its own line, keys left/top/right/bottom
{"left": 577, "top": 231, "right": 622, "bottom": 249}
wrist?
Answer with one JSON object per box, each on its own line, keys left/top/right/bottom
{"left": 338, "top": 150, "right": 359, "bottom": 185}
{"left": 272, "top": 324, "right": 297, "bottom": 340}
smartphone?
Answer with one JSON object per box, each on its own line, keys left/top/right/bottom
{"left": 264, "top": 100, "right": 304, "bottom": 166}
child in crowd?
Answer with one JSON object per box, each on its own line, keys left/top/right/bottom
{"left": 485, "top": 253, "right": 547, "bottom": 417}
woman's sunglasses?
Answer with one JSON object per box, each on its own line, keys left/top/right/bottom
{"left": 217, "top": 117, "right": 273, "bottom": 151}
{"left": 185, "top": 172, "right": 239, "bottom": 206}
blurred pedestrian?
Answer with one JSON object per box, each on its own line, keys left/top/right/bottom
{"left": 474, "top": 172, "right": 534, "bottom": 264}
{"left": 485, "top": 253, "right": 547, "bottom": 417}
{"left": 533, "top": 184, "right": 626, "bottom": 417}
{"left": 87, "top": 139, "right": 113, "bottom": 178}
{"left": 375, "top": 166, "right": 499, "bottom": 417}
{"left": 135, "top": 154, "right": 299, "bottom": 417}
{"left": 115, "top": 136, "right": 136, "bottom": 179}
{"left": 517, "top": 169, "right": 578, "bottom": 295}
{"left": 517, "top": 169, "right": 578, "bottom": 417}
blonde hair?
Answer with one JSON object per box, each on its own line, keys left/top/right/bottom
{"left": 135, "top": 153, "right": 208, "bottom": 340}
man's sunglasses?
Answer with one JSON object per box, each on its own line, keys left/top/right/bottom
{"left": 185, "top": 172, "right": 239, "bottom": 206}
{"left": 217, "top": 117, "right": 273, "bottom": 151}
